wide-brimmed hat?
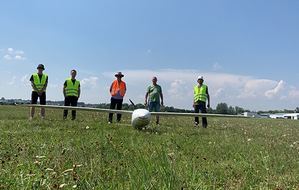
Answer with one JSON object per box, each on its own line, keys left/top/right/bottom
{"left": 115, "top": 72, "right": 124, "bottom": 77}
{"left": 37, "top": 64, "right": 45, "bottom": 70}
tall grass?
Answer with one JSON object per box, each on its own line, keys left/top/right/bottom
{"left": 0, "top": 105, "right": 299, "bottom": 189}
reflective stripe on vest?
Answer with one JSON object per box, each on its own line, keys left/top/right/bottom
{"left": 32, "top": 73, "right": 47, "bottom": 92}
{"left": 194, "top": 84, "right": 207, "bottom": 102}
{"left": 110, "top": 80, "right": 126, "bottom": 97}
{"left": 65, "top": 78, "right": 80, "bottom": 97}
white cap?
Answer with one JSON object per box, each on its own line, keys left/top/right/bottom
{"left": 197, "top": 76, "right": 203, "bottom": 80}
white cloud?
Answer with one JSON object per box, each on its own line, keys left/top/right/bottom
{"left": 237, "top": 79, "right": 276, "bottom": 99}
{"left": 213, "top": 62, "right": 222, "bottom": 70}
{"left": 21, "top": 74, "right": 30, "bottom": 84}
{"left": 15, "top": 50, "right": 24, "bottom": 54}
{"left": 14, "top": 55, "right": 26, "bottom": 60}
{"left": 213, "top": 88, "right": 225, "bottom": 98}
{"left": 288, "top": 86, "right": 299, "bottom": 98}
{"left": 8, "top": 48, "right": 14, "bottom": 53}
{"left": 168, "top": 79, "right": 189, "bottom": 101}
{"left": 2, "top": 48, "right": 26, "bottom": 60}
{"left": 7, "top": 76, "right": 17, "bottom": 85}
{"left": 264, "top": 80, "right": 285, "bottom": 99}
{"left": 3, "top": 55, "right": 11, "bottom": 60}
{"left": 81, "top": 77, "right": 99, "bottom": 89}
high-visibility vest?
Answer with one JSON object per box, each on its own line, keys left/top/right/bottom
{"left": 194, "top": 84, "right": 207, "bottom": 102}
{"left": 65, "top": 78, "right": 80, "bottom": 97}
{"left": 110, "top": 80, "right": 126, "bottom": 97}
{"left": 32, "top": 73, "right": 47, "bottom": 92}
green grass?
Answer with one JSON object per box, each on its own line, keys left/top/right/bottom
{"left": 0, "top": 105, "right": 299, "bottom": 189}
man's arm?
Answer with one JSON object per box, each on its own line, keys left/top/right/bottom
{"left": 31, "top": 81, "right": 39, "bottom": 92}
{"left": 39, "top": 76, "right": 48, "bottom": 94}
{"left": 206, "top": 87, "right": 210, "bottom": 108}
{"left": 160, "top": 88, "right": 164, "bottom": 106}
{"left": 63, "top": 82, "right": 67, "bottom": 97}
{"left": 144, "top": 92, "right": 148, "bottom": 106}
{"left": 77, "top": 85, "right": 81, "bottom": 99}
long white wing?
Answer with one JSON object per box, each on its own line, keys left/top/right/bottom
{"left": 22, "top": 104, "right": 247, "bottom": 118}
{"left": 22, "top": 104, "right": 133, "bottom": 115}
{"left": 150, "top": 112, "right": 248, "bottom": 118}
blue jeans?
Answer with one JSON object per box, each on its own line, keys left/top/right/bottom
{"left": 148, "top": 102, "right": 160, "bottom": 112}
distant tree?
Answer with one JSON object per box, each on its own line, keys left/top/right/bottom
{"left": 207, "top": 107, "right": 214, "bottom": 114}
{"left": 215, "top": 102, "right": 229, "bottom": 114}
{"left": 228, "top": 106, "right": 235, "bottom": 115}
{"left": 235, "top": 106, "right": 244, "bottom": 115}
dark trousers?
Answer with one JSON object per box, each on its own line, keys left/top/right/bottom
{"left": 194, "top": 101, "right": 208, "bottom": 127}
{"left": 31, "top": 91, "right": 46, "bottom": 105}
{"left": 63, "top": 96, "right": 78, "bottom": 120}
{"left": 108, "top": 97, "right": 123, "bottom": 122}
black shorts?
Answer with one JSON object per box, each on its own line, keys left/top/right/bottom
{"left": 31, "top": 91, "right": 46, "bottom": 105}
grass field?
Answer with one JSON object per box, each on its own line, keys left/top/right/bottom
{"left": 0, "top": 105, "right": 299, "bottom": 189}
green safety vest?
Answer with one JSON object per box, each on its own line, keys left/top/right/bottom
{"left": 32, "top": 73, "right": 47, "bottom": 92}
{"left": 194, "top": 84, "right": 207, "bottom": 102}
{"left": 65, "top": 78, "right": 80, "bottom": 97}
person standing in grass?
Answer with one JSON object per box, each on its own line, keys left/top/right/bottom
{"left": 63, "top": 69, "right": 81, "bottom": 120}
{"left": 108, "top": 72, "right": 127, "bottom": 123}
{"left": 144, "top": 76, "right": 164, "bottom": 124}
{"left": 193, "top": 76, "right": 210, "bottom": 128}
{"left": 29, "top": 64, "right": 48, "bottom": 120}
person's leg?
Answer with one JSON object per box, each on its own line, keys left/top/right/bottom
{"left": 148, "top": 102, "right": 154, "bottom": 112}
{"left": 108, "top": 97, "right": 117, "bottom": 123}
{"left": 116, "top": 99, "right": 123, "bottom": 122}
{"left": 30, "top": 92, "right": 38, "bottom": 119}
{"left": 200, "top": 101, "right": 208, "bottom": 128}
{"left": 63, "top": 96, "right": 71, "bottom": 119}
{"left": 40, "top": 92, "right": 46, "bottom": 119}
{"left": 154, "top": 102, "right": 160, "bottom": 124}
{"left": 194, "top": 104, "right": 200, "bottom": 126}
{"left": 71, "top": 96, "right": 78, "bottom": 120}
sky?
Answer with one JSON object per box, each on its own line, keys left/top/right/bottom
{"left": 1, "top": 0, "right": 299, "bottom": 111}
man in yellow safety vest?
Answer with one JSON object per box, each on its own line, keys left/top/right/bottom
{"left": 63, "top": 69, "right": 81, "bottom": 120}
{"left": 193, "top": 76, "right": 210, "bottom": 128}
{"left": 29, "top": 64, "right": 48, "bottom": 120}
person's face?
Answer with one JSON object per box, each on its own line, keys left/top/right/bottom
{"left": 198, "top": 79, "right": 203, "bottom": 84}
{"left": 152, "top": 77, "right": 157, "bottom": 83}
{"left": 116, "top": 75, "right": 122, "bottom": 80}
{"left": 37, "top": 68, "right": 44, "bottom": 73}
{"left": 71, "top": 70, "right": 77, "bottom": 78}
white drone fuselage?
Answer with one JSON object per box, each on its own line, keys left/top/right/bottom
{"left": 131, "top": 109, "right": 151, "bottom": 128}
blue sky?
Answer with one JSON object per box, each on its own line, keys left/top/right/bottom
{"left": 1, "top": 0, "right": 299, "bottom": 111}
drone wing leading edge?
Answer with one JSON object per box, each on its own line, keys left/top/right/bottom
{"left": 22, "top": 105, "right": 248, "bottom": 128}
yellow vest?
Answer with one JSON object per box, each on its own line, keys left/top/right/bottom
{"left": 65, "top": 78, "right": 80, "bottom": 97}
{"left": 32, "top": 73, "right": 47, "bottom": 92}
{"left": 194, "top": 84, "right": 207, "bottom": 102}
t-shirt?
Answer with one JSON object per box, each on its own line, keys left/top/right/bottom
{"left": 147, "top": 84, "right": 162, "bottom": 103}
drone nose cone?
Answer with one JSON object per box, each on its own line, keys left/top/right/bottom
{"left": 132, "top": 109, "right": 151, "bottom": 129}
